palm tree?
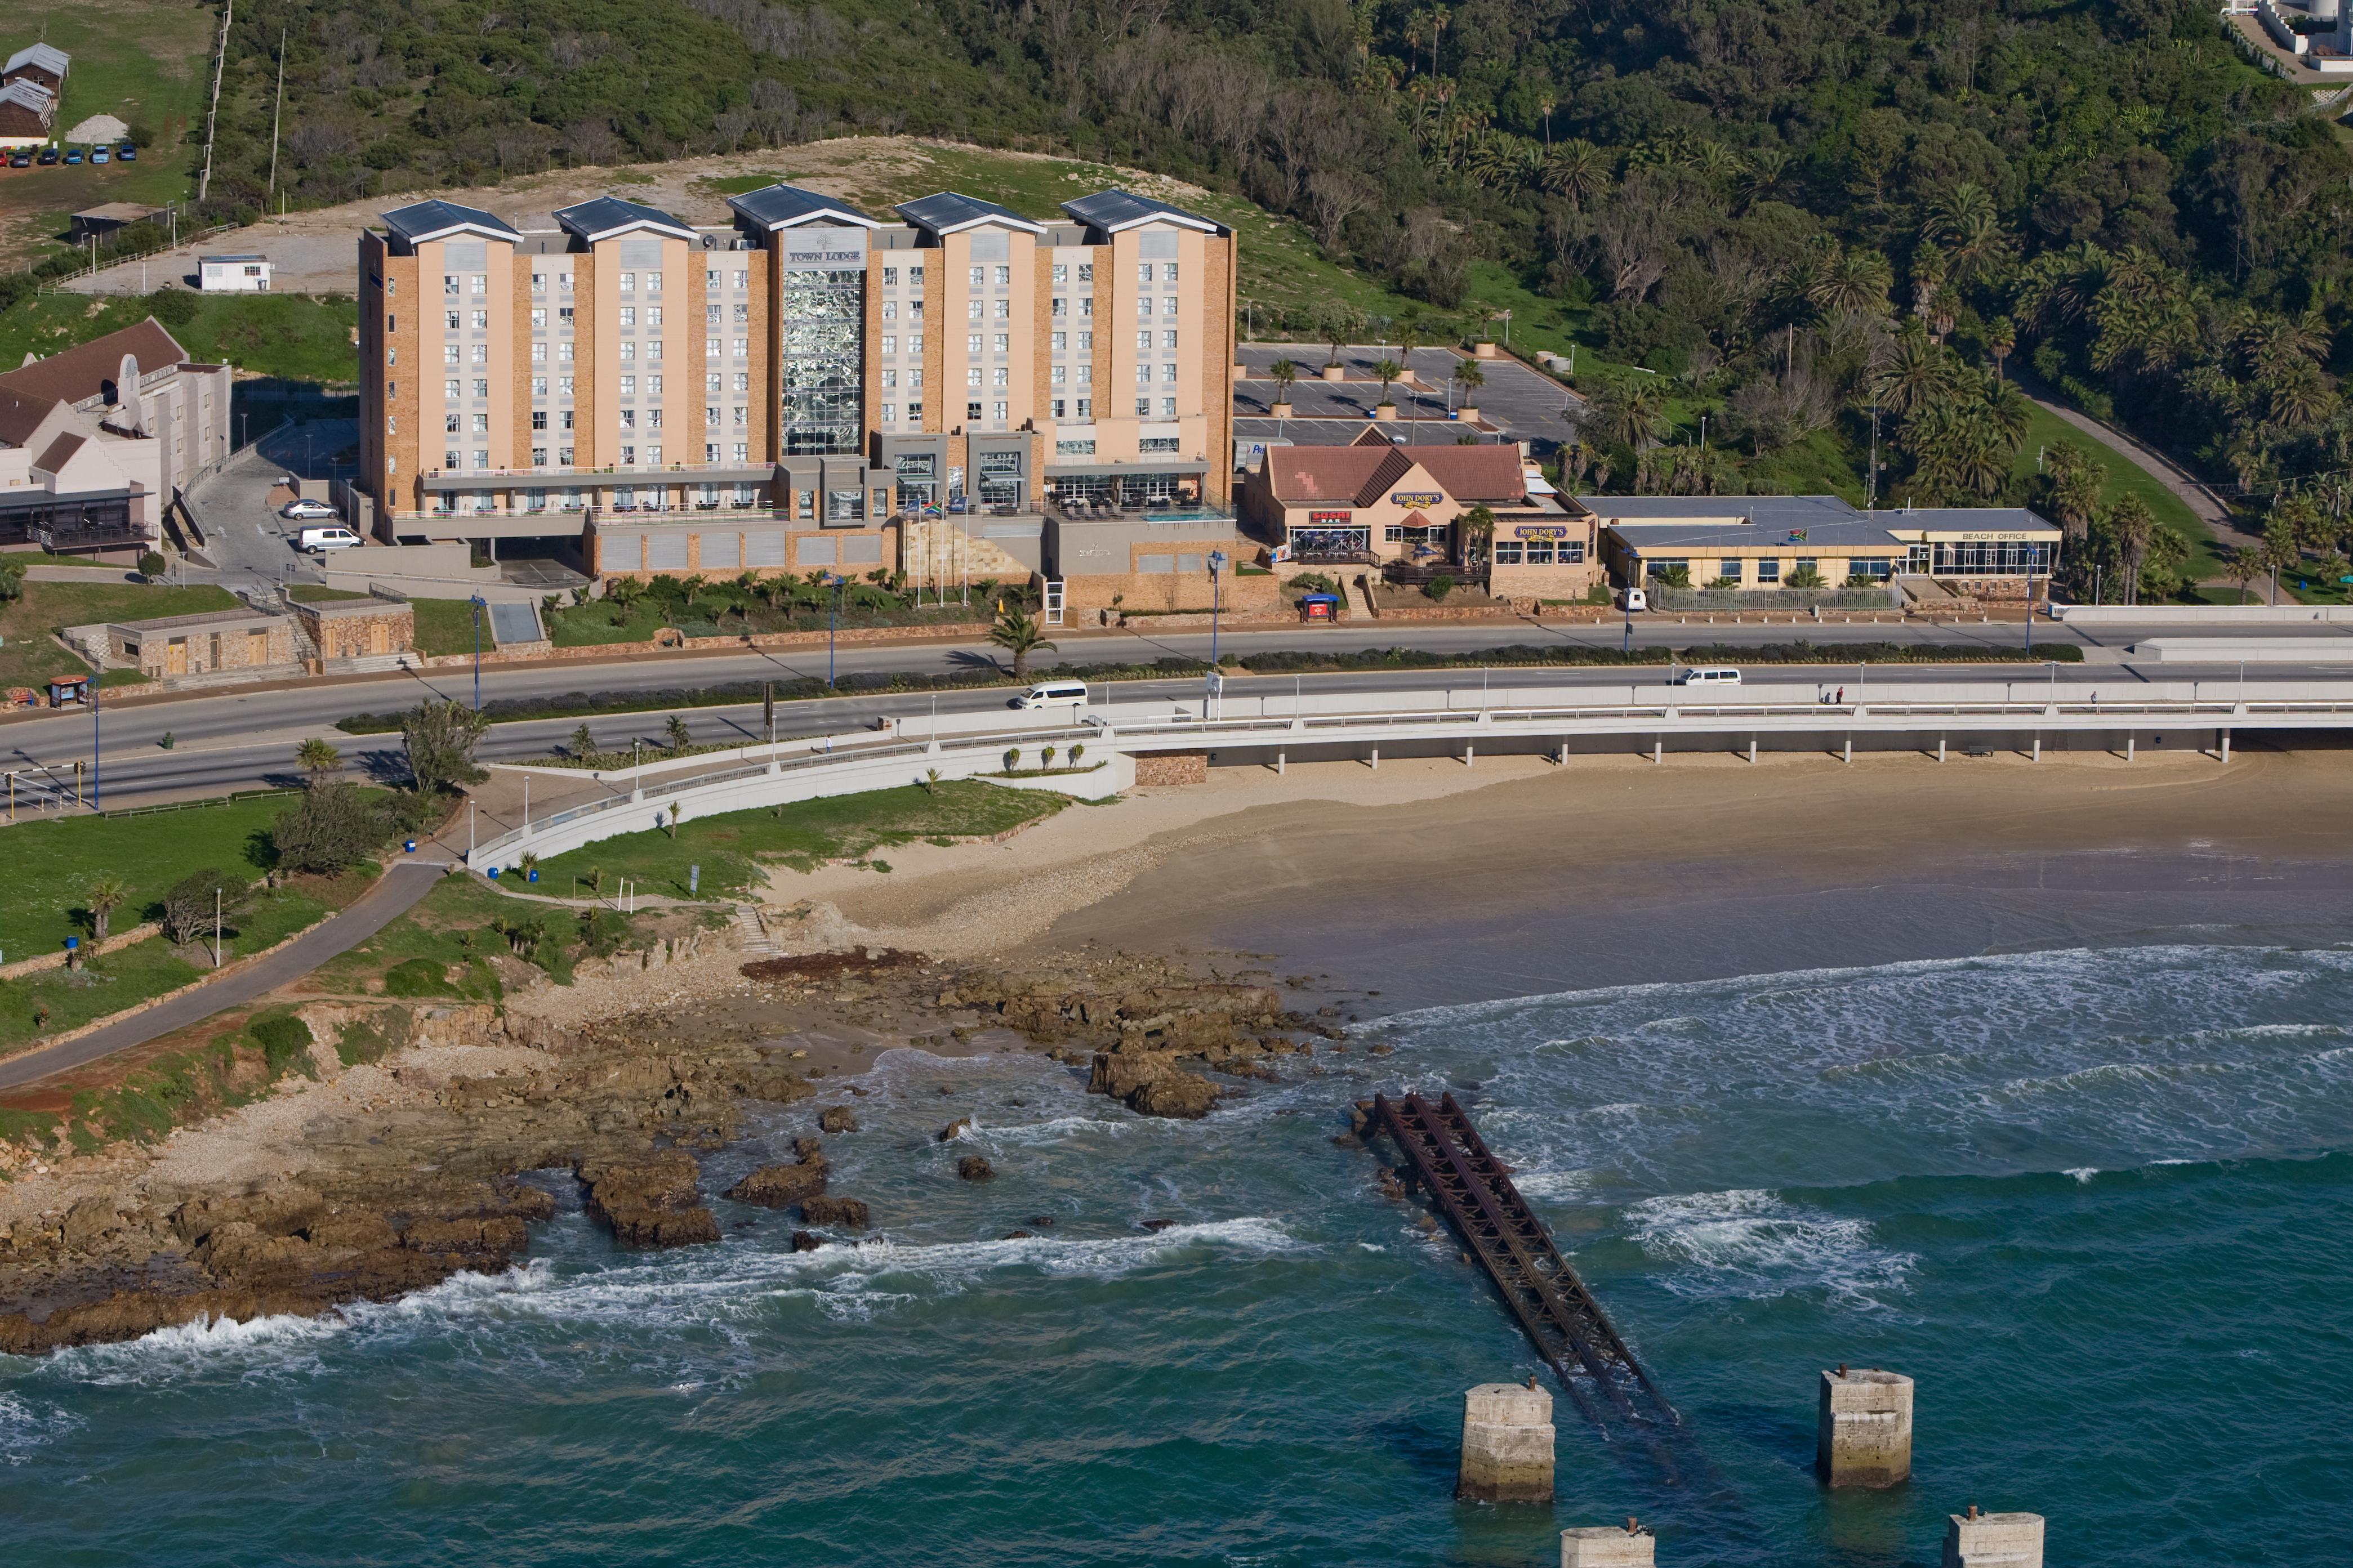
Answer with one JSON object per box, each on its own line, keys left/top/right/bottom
{"left": 1539, "top": 140, "right": 1611, "bottom": 211}
{"left": 2110, "top": 494, "right": 2158, "bottom": 606}
{"left": 1871, "top": 331, "right": 1954, "bottom": 417}
{"left": 1986, "top": 316, "right": 2016, "bottom": 381}
{"left": 1591, "top": 374, "right": 1669, "bottom": 450}
{"left": 1371, "top": 358, "right": 1403, "bottom": 407}
{"left": 1451, "top": 357, "right": 1485, "bottom": 409}
{"left": 570, "top": 722, "right": 597, "bottom": 759}
{"left": 1456, "top": 504, "right": 1496, "bottom": 566}
{"left": 990, "top": 607, "right": 1057, "bottom": 680}
{"left": 1268, "top": 358, "right": 1299, "bottom": 409}
{"left": 664, "top": 714, "right": 693, "bottom": 754}
{"left": 295, "top": 737, "right": 341, "bottom": 784}
{"left": 1808, "top": 245, "right": 1894, "bottom": 319}
{"left": 86, "top": 875, "right": 130, "bottom": 942}
{"left": 1737, "top": 146, "right": 1790, "bottom": 211}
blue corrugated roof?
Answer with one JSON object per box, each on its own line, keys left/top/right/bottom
{"left": 1061, "top": 189, "right": 1225, "bottom": 236}
{"left": 727, "top": 182, "right": 876, "bottom": 230}
{"left": 553, "top": 196, "right": 697, "bottom": 242}
{"left": 895, "top": 192, "right": 1045, "bottom": 235}
{"left": 380, "top": 199, "right": 522, "bottom": 245}
{"left": 4, "top": 43, "right": 69, "bottom": 79}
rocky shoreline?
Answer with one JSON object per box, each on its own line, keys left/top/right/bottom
{"left": 0, "top": 933, "right": 1353, "bottom": 1356}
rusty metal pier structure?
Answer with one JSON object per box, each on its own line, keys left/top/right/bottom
{"left": 1365, "top": 1091, "right": 1677, "bottom": 1430}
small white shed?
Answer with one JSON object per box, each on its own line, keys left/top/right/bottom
{"left": 197, "top": 254, "right": 271, "bottom": 292}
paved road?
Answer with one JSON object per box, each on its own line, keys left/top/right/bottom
{"left": 0, "top": 860, "right": 449, "bottom": 1091}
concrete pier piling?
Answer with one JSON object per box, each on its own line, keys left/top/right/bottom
{"left": 1942, "top": 1506, "right": 2043, "bottom": 1568}
{"left": 1455, "top": 1380, "right": 1554, "bottom": 1503}
{"left": 1560, "top": 1518, "right": 1655, "bottom": 1566}
{"left": 1817, "top": 1365, "right": 1913, "bottom": 1487}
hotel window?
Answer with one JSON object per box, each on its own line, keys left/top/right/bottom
{"left": 882, "top": 370, "right": 898, "bottom": 389}
{"left": 620, "top": 446, "right": 635, "bottom": 464}
{"left": 707, "top": 373, "right": 723, "bottom": 394}
{"left": 445, "top": 379, "right": 461, "bottom": 399}
{"left": 1163, "top": 263, "right": 1179, "bottom": 281}
{"left": 620, "top": 375, "right": 636, "bottom": 396}
{"left": 969, "top": 266, "right": 985, "bottom": 286}
{"left": 1163, "top": 297, "right": 1179, "bottom": 316}
{"left": 470, "top": 413, "right": 489, "bottom": 433}
{"left": 968, "top": 400, "right": 984, "bottom": 420}
{"left": 470, "top": 344, "right": 488, "bottom": 364}
{"left": 532, "top": 272, "right": 546, "bottom": 292}
{"left": 1052, "top": 398, "right": 1066, "bottom": 419}
{"left": 472, "top": 378, "right": 489, "bottom": 397}
{"left": 1051, "top": 365, "right": 1067, "bottom": 385}
{"left": 471, "top": 310, "right": 488, "bottom": 329}
{"left": 1135, "top": 364, "right": 1151, "bottom": 384}
{"left": 883, "top": 404, "right": 897, "bottom": 422}
{"left": 559, "top": 274, "right": 573, "bottom": 293}
{"left": 444, "top": 448, "right": 460, "bottom": 468}
{"left": 992, "top": 368, "right": 1009, "bottom": 388}
{"left": 621, "top": 410, "right": 636, "bottom": 428}
{"left": 620, "top": 306, "right": 636, "bottom": 327}
{"left": 992, "top": 400, "right": 1008, "bottom": 421}
{"left": 706, "top": 442, "right": 721, "bottom": 462}
{"left": 1079, "top": 331, "right": 1092, "bottom": 350}
{"left": 471, "top": 450, "right": 489, "bottom": 468}
{"left": 470, "top": 275, "right": 486, "bottom": 294}
{"left": 531, "top": 307, "right": 546, "bottom": 328}
{"left": 1163, "top": 330, "right": 1178, "bottom": 350}
{"left": 733, "top": 443, "right": 749, "bottom": 462}
{"left": 1051, "top": 297, "right": 1067, "bottom": 318}
{"left": 1137, "top": 297, "right": 1153, "bottom": 319}
{"left": 560, "top": 342, "right": 575, "bottom": 361}
{"left": 560, "top": 446, "right": 574, "bottom": 464}
{"left": 648, "top": 443, "right": 662, "bottom": 463}
{"left": 532, "top": 448, "right": 547, "bottom": 467}
{"left": 733, "top": 373, "right": 749, "bottom": 392}
{"left": 443, "top": 345, "right": 460, "bottom": 365}
{"left": 560, "top": 377, "right": 575, "bottom": 397}
{"left": 444, "top": 310, "right": 460, "bottom": 330}
{"left": 884, "top": 266, "right": 899, "bottom": 287}
{"left": 649, "top": 341, "right": 663, "bottom": 362}
{"left": 1075, "top": 397, "right": 1089, "bottom": 418}
{"left": 1136, "top": 330, "right": 1151, "bottom": 351}
{"left": 909, "top": 300, "right": 923, "bottom": 319}
{"left": 993, "top": 333, "right": 1009, "bottom": 352}
{"left": 532, "top": 410, "right": 547, "bottom": 430}
{"left": 1755, "top": 559, "right": 1780, "bottom": 583}
{"left": 649, "top": 375, "right": 662, "bottom": 394}
{"left": 386, "top": 348, "right": 396, "bottom": 365}
{"left": 993, "top": 299, "right": 1010, "bottom": 320}
{"left": 445, "top": 413, "right": 461, "bottom": 434}
{"left": 968, "top": 368, "right": 984, "bottom": 387}
{"left": 707, "top": 336, "right": 721, "bottom": 358}
{"left": 883, "top": 300, "right": 897, "bottom": 320}
{"left": 647, "top": 272, "right": 662, "bottom": 293}
{"left": 1135, "top": 397, "right": 1150, "bottom": 416}
{"left": 1053, "top": 263, "right": 1068, "bottom": 284}
{"left": 732, "top": 303, "right": 747, "bottom": 323}
{"left": 732, "top": 338, "right": 748, "bottom": 358}
{"left": 994, "top": 266, "right": 1010, "bottom": 285}
{"left": 1140, "top": 436, "right": 1180, "bottom": 454}
{"left": 1077, "top": 263, "right": 1092, "bottom": 282}
{"left": 968, "top": 300, "right": 984, "bottom": 321}
{"left": 648, "top": 306, "right": 663, "bottom": 327}
{"left": 620, "top": 272, "right": 635, "bottom": 292}
{"left": 621, "top": 342, "right": 636, "bottom": 361}
{"left": 908, "top": 401, "right": 923, "bottom": 420}
{"left": 559, "top": 307, "right": 573, "bottom": 324}
{"left": 443, "top": 274, "right": 459, "bottom": 295}
{"left": 968, "top": 334, "right": 984, "bottom": 355}
{"left": 1162, "top": 364, "right": 1179, "bottom": 382}
{"left": 910, "top": 332, "right": 924, "bottom": 354}
{"left": 531, "top": 343, "right": 547, "bottom": 363}
{"left": 706, "top": 406, "right": 721, "bottom": 427}
{"left": 1137, "top": 263, "right": 1153, "bottom": 283}
{"left": 1161, "top": 397, "right": 1176, "bottom": 416}
{"left": 706, "top": 303, "right": 721, "bottom": 326}
{"left": 908, "top": 266, "right": 924, "bottom": 285}
{"left": 1052, "top": 331, "right": 1067, "bottom": 351}
{"left": 561, "top": 410, "right": 574, "bottom": 429}
{"left": 732, "top": 406, "right": 746, "bottom": 425}
{"left": 734, "top": 270, "right": 748, "bottom": 289}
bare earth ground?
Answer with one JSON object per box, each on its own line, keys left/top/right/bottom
{"left": 68, "top": 137, "right": 1219, "bottom": 296}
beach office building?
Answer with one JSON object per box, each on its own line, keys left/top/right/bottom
{"left": 1584, "top": 495, "right": 2061, "bottom": 592}
{"left": 355, "top": 183, "right": 1239, "bottom": 598}
{"left": 1242, "top": 434, "right": 1595, "bottom": 597}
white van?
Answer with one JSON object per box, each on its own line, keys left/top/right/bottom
{"left": 1011, "top": 680, "right": 1088, "bottom": 711}
{"left": 1670, "top": 667, "right": 1742, "bottom": 687}
{"left": 1620, "top": 586, "right": 1648, "bottom": 611}
{"left": 297, "top": 525, "right": 362, "bottom": 553}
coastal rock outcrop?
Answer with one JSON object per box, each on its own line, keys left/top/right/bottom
{"left": 725, "top": 1154, "right": 828, "bottom": 1208}
{"left": 819, "top": 1105, "right": 858, "bottom": 1133}
{"left": 1088, "top": 1051, "right": 1220, "bottom": 1119}
{"left": 577, "top": 1152, "right": 719, "bottom": 1248}
{"left": 800, "top": 1195, "right": 870, "bottom": 1229}
{"left": 956, "top": 1155, "right": 995, "bottom": 1182}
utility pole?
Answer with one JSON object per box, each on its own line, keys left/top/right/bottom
{"left": 267, "top": 27, "right": 286, "bottom": 199}
{"left": 1867, "top": 396, "right": 1880, "bottom": 508}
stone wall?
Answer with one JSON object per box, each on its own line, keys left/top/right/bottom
{"left": 1133, "top": 752, "right": 1208, "bottom": 786}
{"left": 294, "top": 600, "right": 416, "bottom": 661}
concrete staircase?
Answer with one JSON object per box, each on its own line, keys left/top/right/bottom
{"left": 324, "top": 652, "right": 409, "bottom": 674}
{"left": 731, "top": 905, "right": 779, "bottom": 956}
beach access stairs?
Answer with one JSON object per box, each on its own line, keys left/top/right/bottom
{"left": 1365, "top": 1090, "right": 1678, "bottom": 1431}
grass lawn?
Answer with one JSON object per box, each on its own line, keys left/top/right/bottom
{"left": 2010, "top": 402, "right": 2220, "bottom": 580}
{"left": 0, "top": 790, "right": 302, "bottom": 961}
{"left": 0, "top": 579, "right": 238, "bottom": 691}
{"left": 547, "top": 597, "right": 675, "bottom": 647}
{"left": 288, "top": 585, "right": 372, "bottom": 603}
{"left": 409, "top": 597, "right": 489, "bottom": 658}
{"left": 0, "top": 293, "right": 360, "bottom": 386}
{"left": 529, "top": 781, "right": 1069, "bottom": 900}
{"left": 309, "top": 872, "right": 648, "bottom": 1000}
{"left": 0, "top": 875, "right": 353, "bottom": 1052}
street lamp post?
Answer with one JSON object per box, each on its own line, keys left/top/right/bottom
{"left": 468, "top": 594, "right": 488, "bottom": 711}
{"left": 1207, "top": 550, "right": 1228, "bottom": 720}
{"left": 90, "top": 665, "right": 100, "bottom": 810}
{"left": 827, "top": 574, "right": 844, "bottom": 687}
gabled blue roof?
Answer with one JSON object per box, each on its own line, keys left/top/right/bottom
{"left": 554, "top": 196, "right": 698, "bottom": 243}
{"left": 727, "top": 182, "right": 876, "bottom": 231}
{"left": 1061, "top": 189, "right": 1225, "bottom": 238}
{"left": 380, "top": 199, "right": 521, "bottom": 246}
{"left": 895, "top": 192, "right": 1045, "bottom": 237}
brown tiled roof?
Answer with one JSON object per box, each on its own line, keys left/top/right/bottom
{"left": 1265, "top": 443, "right": 1527, "bottom": 507}
{"left": 0, "top": 386, "right": 59, "bottom": 447}
{"left": 0, "top": 318, "right": 188, "bottom": 406}
{"left": 33, "top": 431, "right": 84, "bottom": 473}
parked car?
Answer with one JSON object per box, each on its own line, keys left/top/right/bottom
{"left": 117, "top": 142, "right": 135, "bottom": 161}
{"left": 90, "top": 147, "right": 107, "bottom": 164}
{"left": 63, "top": 147, "right": 81, "bottom": 164}
{"left": 5, "top": 150, "right": 28, "bottom": 168}
{"left": 280, "top": 498, "right": 340, "bottom": 520}
{"left": 37, "top": 145, "right": 57, "bottom": 165}
{"left": 1010, "top": 680, "right": 1089, "bottom": 712}
{"left": 296, "top": 525, "right": 363, "bottom": 553}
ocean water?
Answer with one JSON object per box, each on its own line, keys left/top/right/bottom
{"left": 6, "top": 944, "right": 2352, "bottom": 1566}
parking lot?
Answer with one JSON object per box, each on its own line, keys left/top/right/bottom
{"left": 1235, "top": 342, "right": 1581, "bottom": 455}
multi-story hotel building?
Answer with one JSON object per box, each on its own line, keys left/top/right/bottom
{"left": 355, "top": 182, "right": 1241, "bottom": 591}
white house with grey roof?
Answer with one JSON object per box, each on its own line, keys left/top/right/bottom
{"left": 1581, "top": 494, "right": 2061, "bottom": 594}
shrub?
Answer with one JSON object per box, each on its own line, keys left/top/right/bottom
{"left": 382, "top": 957, "right": 456, "bottom": 997}
{"left": 161, "top": 867, "right": 245, "bottom": 945}
{"left": 138, "top": 551, "right": 168, "bottom": 579}
{"left": 271, "top": 781, "right": 388, "bottom": 874}
{"left": 248, "top": 1013, "right": 315, "bottom": 1076}
{"left": 1425, "top": 575, "right": 1455, "bottom": 601}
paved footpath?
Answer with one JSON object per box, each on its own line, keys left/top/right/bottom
{"left": 0, "top": 860, "right": 449, "bottom": 1092}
